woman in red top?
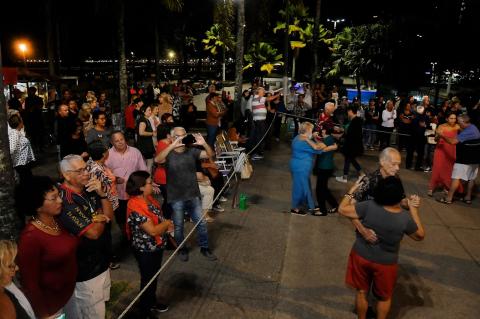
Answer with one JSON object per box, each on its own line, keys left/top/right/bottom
{"left": 154, "top": 125, "right": 174, "bottom": 218}
{"left": 17, "top": 176, "right": 78, "bottom": 318}
{"left": 428, "top": 112, "right": 462, "bottom": 196}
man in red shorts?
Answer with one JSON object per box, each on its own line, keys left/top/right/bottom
{"left": 339, "top": 176, "right": 425, "bottom": 319}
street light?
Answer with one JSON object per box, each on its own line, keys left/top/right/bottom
{"left": 326, "top": 18, "right": 345, "bottom": 30}
{"left": 168, "top": 50, "right": 176, "bottom": 60}
{"left": 18, "top": 42, "right": 28, "bottom": 67}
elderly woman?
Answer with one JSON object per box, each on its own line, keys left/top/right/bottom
{"left": 339, "top": 176, "right": 425, "bottom": 319}
{"left": 290, "top": 122, "right": 337, "bottom": 216}
{"left": 7, "top": 112, "right": 35, "bottom": 184}
{"left": 0, "top": 240, "right": 35, "bottom": 319}
{"left": 126, "top": 171, "right": 174, "bottom": 317}
{"left": 16, "top": 176, "right": 78, "bottom": 318}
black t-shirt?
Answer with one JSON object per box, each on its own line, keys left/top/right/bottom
{"left": 57, "top": 186, "right": 110, "bottom": 282}
{"left": 166, "top": 147, "right": 202, "bottom": 203}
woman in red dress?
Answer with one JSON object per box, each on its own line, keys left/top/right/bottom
{"left": 428, "top": 113, "right": 462, "bottom": 196}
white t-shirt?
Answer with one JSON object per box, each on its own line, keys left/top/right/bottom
{"left": 382, "top": 109, "right": 396, "bottom": 128}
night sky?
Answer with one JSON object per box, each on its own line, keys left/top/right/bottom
{"left": 1, "top": 0, "right": 478, "bottom": 73}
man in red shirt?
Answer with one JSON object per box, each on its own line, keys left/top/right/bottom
{"left": 125, "top": 98, "right": 143, "bottom": 139}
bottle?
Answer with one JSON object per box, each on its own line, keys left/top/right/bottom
{"left": 239, "top": 193, "right": 247, "bottom": 211}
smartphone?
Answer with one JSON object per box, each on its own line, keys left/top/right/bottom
{"left": 182, "top": 134, "right": 196, "bottom": 145}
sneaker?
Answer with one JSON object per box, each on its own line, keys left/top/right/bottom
{"left": 213, "top": 205, "right": 224, "bottom": 212}
{"left": 290, "top": 209, "right": 307, "bottom": 216}
{"left": 200, "top": 248, "right": 218, "bottom": 261}
{"left": 424, "top": 166, "right": 431, "bottom": 172}
{"left": 311, "top": 210, "right": 327, "bottom": 216}
{"left": 109, "top": 262, "right": 120, "bottom": 270}
{"left": 151, "top": 303, "right": 169, "bottom": 314}
{"left": 178, "top": 248, "right": 189, "bottom": 262}
{"left": 218, "top": 196, "right": 228, "bottom": 202}
{"left": 327, "top": 207, "right": 338, "bottom": 214}
{"left": 336, "top": 176, "right": 348, "bottom": 183}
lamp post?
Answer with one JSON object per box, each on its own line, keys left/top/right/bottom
{"left": 326, "top": 18, "right": 345, "bottom": 31}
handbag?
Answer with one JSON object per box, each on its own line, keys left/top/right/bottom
{"left": 241, "top": 156, "right": 254, "bottom": 179}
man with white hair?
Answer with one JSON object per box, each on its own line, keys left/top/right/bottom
{"left": 57, "top": 154, "right": 114, "bottom": 318}
{"left": 315, "top": 101, "right": 336, "bottom": 133}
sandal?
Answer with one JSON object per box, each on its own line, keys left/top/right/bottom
{"left": 460, "top": 198, "right": 472, "bottom": 205}
{"left": 436, "top": 197, "right": 452, "bottom": 204}
{"left": 427, "top": 190, "right": 433, "bottom": 197}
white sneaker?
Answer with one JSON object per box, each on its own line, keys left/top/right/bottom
{"left": 218, "top": 196, "right": 228, "bottom": 202}
{"left": 336, "top": 176, "right": 348, "bottom": 183}
{"left": 213, "top": 205, "right": 225, "bottom": 212}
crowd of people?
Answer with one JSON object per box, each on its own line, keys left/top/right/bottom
{"left": 2, "top": 78, "right": 479, "bottom": 319}
{"left": 3, "top": 82, "right": 236, "bottom": 319}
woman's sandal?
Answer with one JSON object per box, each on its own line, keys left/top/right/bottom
{"left": 436, "top": 197, "right": 452, "bottom": 204}
{"left": 460, "top": 198, "right": 472, "bottom": 205}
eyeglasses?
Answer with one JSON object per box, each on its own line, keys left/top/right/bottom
{"left": 67, "top": 167, "right": 88, "bottom": 174}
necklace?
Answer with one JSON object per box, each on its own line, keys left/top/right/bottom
{"left": 32, "top": 216, "right": 60, "bottom": 232}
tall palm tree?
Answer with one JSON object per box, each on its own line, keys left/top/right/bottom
{"left": 234, "top": 0, "right": 245, "bottom": 121}
{"left": 0, "top": 43, "right": 20, "bottom": 240}
{"left": 116, "top": 0, "right": 128, "bottom": 125}
{"left": 243, "top": 42, "right": 283, "bottom": 80}
{"left": 311, "top": 0, "right": 322, "bottom": 84}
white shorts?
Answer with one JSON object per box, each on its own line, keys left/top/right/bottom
{"left": 452, "top": 163, "right": 479, "bottom": 181}
{"left": 199, "top": 182, "right": 215, "bottom": 210}
{"left": 64, "top": 269, "right": 111, "bottom": 319}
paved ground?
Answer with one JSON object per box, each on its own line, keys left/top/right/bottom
{"left": 32, "top": 140, "right": 480, "bottom": 319}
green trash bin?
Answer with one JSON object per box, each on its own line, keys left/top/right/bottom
{"left": 239, "top": 193, "right": 248, "bottom": 210}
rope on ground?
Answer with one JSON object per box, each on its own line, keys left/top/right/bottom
{"left": 117, "top": 113, "right": 278, "bottom": 318}
{"left": 276, "top": 111, "right": 413, "bottom": 137}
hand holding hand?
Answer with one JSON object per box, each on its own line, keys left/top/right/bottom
{"left": 361, "top": 227, "right": 378, "bottom": 244}
{"left": 408, "top": 194, "right": 421, "bottom": 208}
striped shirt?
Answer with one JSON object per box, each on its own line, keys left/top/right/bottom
{"left": 252, "top": 96, "right": 267, "bottom": 121}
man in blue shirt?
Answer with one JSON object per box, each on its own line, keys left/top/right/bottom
{"left": 438, "top": 114, "right": 480, "bottom": 204}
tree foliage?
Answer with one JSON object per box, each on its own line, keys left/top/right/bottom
{"left": 327, "top": 23, "right": 391, "bottom": 83}
{"left": 202, "top": 23, "right": 235, "bottom": 56}
{"left": 243, "top": 42, "right": 283, "bottom": 74}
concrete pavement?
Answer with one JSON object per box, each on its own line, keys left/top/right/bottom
{"left": 33, "top": 140, "right": 480, "bottom": 318}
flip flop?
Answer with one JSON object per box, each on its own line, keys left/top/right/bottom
{"left": 436, "top": 197, "right": 452, "bottom": 204}
{"left": 460, "top": 198, "right": 472, "bottom": 205}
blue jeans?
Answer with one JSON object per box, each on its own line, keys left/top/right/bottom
{"left": 206, "top": 124, "right": 218, "bottom": 148}
{"left": 363, "top": 123, "right": 376, "bottom": 146}
{"left": 171, "top": 198, "right": 209, "bottom": 249}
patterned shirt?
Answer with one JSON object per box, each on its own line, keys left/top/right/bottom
{"left": 352, "top": 169, "right": 384, "bottom": 202}
{"left": 127, "top": 204, "right": 167, "bottom": 252}
{"left": 251, "top": 96, "right": 267, "bottom": 121}
{"left": 86, "top": 159, "right": 119, "bottom": 210}
{"left": 8, "top": 126, "right": 35, "bottom": 167}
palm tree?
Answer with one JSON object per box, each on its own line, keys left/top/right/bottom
{"left": 273, "top": 1, "right": 311, "bottom": 80}
{"left": 116, "top": 0, "right": 128, "bottom": 126}
{"left": 243, "top": 42, "right": 284, "bottom": 80}
{"left": 234, "top": 0, "right": 245, "bottom": 121}
{"left": 311, "top": 0, "right": 322, "bottom": 83}
{"left": 202, "top": 23, "right": 235, "bottom": 81}
{"left": 0, "top": 43, "right": 20, "bottom": 240}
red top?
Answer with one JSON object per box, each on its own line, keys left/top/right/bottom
{"left": 153, "top": 140, "right": 170, "bottom": 185}
{"left": 125, "top": 104, "right": 136, "bottom": 129}
{"left": 17, "top": 223, "right": 78, "bottom": 317}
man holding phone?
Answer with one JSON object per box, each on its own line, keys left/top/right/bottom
{"left": 155, "top": 127, "right": 217, "bottom": 261}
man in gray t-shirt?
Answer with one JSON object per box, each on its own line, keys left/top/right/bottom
{"left": 353, "top": 201, "right": 418, "bottom": 264}
{"left": 155, "top": 127, "right": 217, "bottom": 261}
